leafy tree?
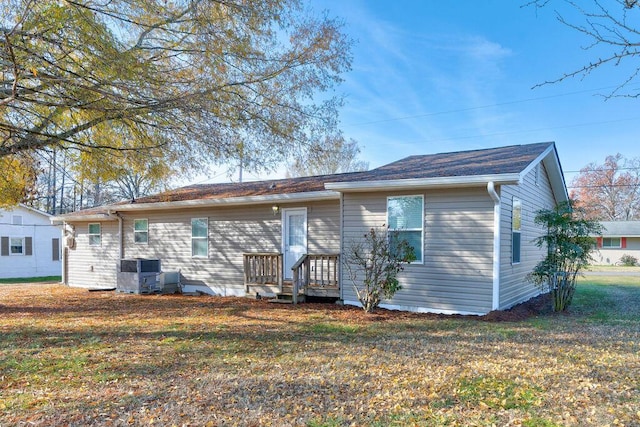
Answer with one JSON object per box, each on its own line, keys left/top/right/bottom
{"left": 344, "top": 226, "right": 416, "bottom": 313}
{"left": 526, "top": 0, "right": 640, "bottom": 97}
{"left": 287, "top": 135, "right": 368, "bottom": 177}
{"left": 570, "top": 153, "right": 640, "bottom": 220}
{"left": 1, "top": 0, "right": 352, "bottom": 199}
{"left": 528, "top": 201, "right": 603, "bottom": 312}
{"left": 0, "top": 153, "right": 37, "bottom": 207}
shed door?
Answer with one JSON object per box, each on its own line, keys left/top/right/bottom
{"left": 283, "top": 208, "right": 307, "bottom": 279}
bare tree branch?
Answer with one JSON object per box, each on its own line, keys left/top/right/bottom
{"left": 527, "top": 0, "right": 640, "bottom": 97}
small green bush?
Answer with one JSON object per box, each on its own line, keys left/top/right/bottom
{"left": 619, "top": 254, "right": 638, "bottom": 267}
{"left": 528, "top": 201, "right": 602, "bottom": 312}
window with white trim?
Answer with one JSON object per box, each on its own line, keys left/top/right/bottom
{"left": 191, "top": 218, "right": 208, "bottom": 257}
{"left": 512, "top": 198, "right": 522, "bottom": 264}
{"left": 134, "top": 219, "right": 149, "bottom": 244}
{"left": 602, "top": 237, "right": 621, "bottom": 248}
{"left": 10, "top": 237, "right": 24, "bottom": 255}
{"left": 88, "top": 223, "right": 101, "bottom": 246}
{"left": 387, "top": 195, "right": 424, "bottom": 262}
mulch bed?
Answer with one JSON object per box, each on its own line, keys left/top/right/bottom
{"left": 159, "top": 290, "right": 554, "bottom": 323}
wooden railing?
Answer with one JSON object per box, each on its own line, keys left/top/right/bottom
{"left": 243, "top": 253, "right": 283, "bottom": 291}
{"left": 291, "top": 254, "right": 339, "bottom": 304}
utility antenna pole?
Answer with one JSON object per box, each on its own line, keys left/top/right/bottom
{"left": 237, "top": 142, "right": 244, "bottom": 183}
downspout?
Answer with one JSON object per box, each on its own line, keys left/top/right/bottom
{"left": 108, "top": 211, "right": 124, "bottom": 260}
{"left": 62, "top": 221, "right": 68, "bottom": 286}
{"left": 339, "top": 192, "right": 344, "bottom": 302}
{"left": 487, "top": 182, "right": 501, "bottom": 311}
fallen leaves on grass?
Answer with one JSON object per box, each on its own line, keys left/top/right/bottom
{"left": 0, "top": 284, "right": 639, "bottom": 426}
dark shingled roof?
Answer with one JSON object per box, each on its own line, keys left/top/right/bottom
{"left": 58, "top": 142, "right": 554, "bottom": 218}
{"left": 130, "top": 142, "right": 552, "bottom": 203}
{"left": 128, "top": 171, "right": 360, "bottom": 204}
{"left": 354, "top": 141, "right": 551, "bottom": 180}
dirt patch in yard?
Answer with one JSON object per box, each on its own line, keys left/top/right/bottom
{"left": 481, "top": 292, "right": 553, "bottom": 321}
{"left": 0, "top": 282, "right": 552, "bottom": 323}
{"left": 172, "top": 291, "right": 554, "bottom": 323}
{"left": 303, "top": 292, "right": 553, "bottom": 322}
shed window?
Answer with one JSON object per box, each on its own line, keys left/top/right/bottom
{"left": 0, "top": 237, "right": 8, "bottom": 256}
{"left": 602, "top": 237, "right": 621, "bottom": 248}
{"left": 88, "top": 223, "right": 101, "bottom": 246}
{"left": 52, "top": 238, "right": 60, "bottom": 261}
{"left": 387, "top": 195, "right": 424, "bottom": 262}
{"left": 10, "top": 237, "right": 24, "bottom": 255}
{"left": 191, "top": 218, "right": 208, "bottom": 257}
{"left": 134, "top": 219, "right": 149, "bottom": 244}
{"left": 512, "top": 198, "right": 522, "bottom": 264}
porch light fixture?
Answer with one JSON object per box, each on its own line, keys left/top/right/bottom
{"left": 272, "top": 205, "right": 280, "bottom": 215}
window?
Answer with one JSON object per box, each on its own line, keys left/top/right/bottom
{"left": 88, "top": 223, "right": 101, "bottom": 246}
{"left": 52, "top": 238, "right": 60, "bottom": 261}
{"left": 191, "top": 218, "right": 208, "bottom": 257}
{"left": 10, "top": 237, "right": 24, "bottom": 255}
{"left": 12, "top": 215, "right": 22, "bottom": 225}
{"left": 387, "top": 195, "right": 424, "bottom": 262}
{"left": 602, "top": 237, "right": 621, "bottom": 248}
{"left": 534, "top": 164, "right": 540, "bottom": 187}
{"left": 512, "top": 198, "right": 522, "bottom": 264}
{"left": 134, "top": 219, "right": 149, "bottom": 244}
{"left": 0, "top": 237, "right": 7, "bottom": 256}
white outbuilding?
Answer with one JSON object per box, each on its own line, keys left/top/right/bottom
{"left": 0, "top": 204, "right": 62, "bottom": 279}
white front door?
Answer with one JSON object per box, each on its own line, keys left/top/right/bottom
{"left": 283, "top": 208, "right": 307, "bottom": 279}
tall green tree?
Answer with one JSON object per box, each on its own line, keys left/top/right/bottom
{"left": 1, "top": 0, "right": 352, "bottom": 201}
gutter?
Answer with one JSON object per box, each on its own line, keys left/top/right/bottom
{"left": 52, "top": 190, "right": 340, "bottom": 222}
{"left": 487, "top": 182, "right": 501, "bottom": 311}
{"left": 325, "top": 174, "right": 520, "bottom": 192}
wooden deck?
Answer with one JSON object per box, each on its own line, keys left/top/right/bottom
{"left": 243, "top": 253, "right": 340, "bottom": 303}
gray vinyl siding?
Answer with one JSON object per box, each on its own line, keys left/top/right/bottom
{"left": 341, "top": 188, "right": 495, "bottom": 314}
{"left": 66, "top": 221, "right": 119, "bottom": 287}
{"left": 120, "top": 200, "right": 340, "bottom": 295}
{"left": 499, "top": 163, "right": 555, "bottom": 309}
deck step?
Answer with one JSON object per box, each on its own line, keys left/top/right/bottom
{"left": 268, "top": 298, "right": 294, "bottom": 304}
{"left": 269, "top": 292, "right": 306, "bottom": 304}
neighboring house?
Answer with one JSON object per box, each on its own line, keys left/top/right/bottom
{"left": 0, "top": 204, "right": 63, "bottom": 279}
{"left": 592, "top": 221, "right": 640, "bottom": 265}
{"left": 52, "top": 142, "right": 568, "bottom": 315}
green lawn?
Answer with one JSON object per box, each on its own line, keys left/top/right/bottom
{"left": 0, "top": 275, "right": 61, "bottom": 284}
{"left": 0, "top": 277, "right": 638, "bottom": 426}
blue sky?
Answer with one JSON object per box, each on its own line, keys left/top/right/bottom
{"left": 219, "top": 1, "right": 640, "bottom": 189}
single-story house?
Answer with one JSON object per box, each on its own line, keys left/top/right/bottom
{"left": 592, "top": 221, "right": 640, "bottom": 265}
{"left": 0, "top": 204, "right": 63, "bottom": 279}
{"left": 52, "top": 142, "right": 568, "bottom": 315}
